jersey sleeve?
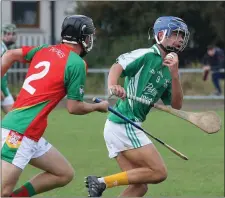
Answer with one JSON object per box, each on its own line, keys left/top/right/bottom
{"left": 22, "top": 44, "right": 49, "bottom": 63}
{"left": 161, "top": 83, "right": 172, "bottom": 105}
{"left": 64, "top": 52, "right": 86, "bottom": 101}
{"left": 117, "top": 49, "right": 154, "bottom": 77}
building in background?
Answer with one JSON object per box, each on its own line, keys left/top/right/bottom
{"left": 1, "top": 0, "right": 76, "bottom": 47}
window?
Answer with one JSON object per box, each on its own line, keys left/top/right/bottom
{"left": 12, "top": 1, "right": 40, "bottom": 28}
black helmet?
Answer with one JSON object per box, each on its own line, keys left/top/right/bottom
{"left": 61, "top": 15, "right": 95, "bottom": 56}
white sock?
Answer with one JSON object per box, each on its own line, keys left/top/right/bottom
{"left": 97, "top": 177, "right": 105, "bottom": 184}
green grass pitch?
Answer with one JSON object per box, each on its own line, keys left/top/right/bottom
{"left": 15, "top": 109, "right": 224, "bottom": 196}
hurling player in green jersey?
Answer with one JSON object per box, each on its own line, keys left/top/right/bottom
{"left": 86, "top": 16, "right": 190, "bottom": 197}
{"left": 1, "top": 24, "right": 17, "bottom": 114}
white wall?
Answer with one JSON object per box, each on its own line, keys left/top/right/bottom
{"left": 55, "top": 1, "right": 67, "bottom": 42}
{"left": 1, "top": 0, "right": 77, "bottom": 45}
{"left": 55, "top": 0, "right": 77, "bottom": 41}
{"left": 2, "top": 1, "right": 12, "bottom": 24}
{"left": 40, "top": 1, "right": 51, "bottom": 38}
{"left": 2, "top": 1, "right": 50, "bottom": 34}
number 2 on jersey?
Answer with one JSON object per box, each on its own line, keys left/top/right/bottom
{"left": 22, "top": 61, "right": 50, "bottom": 95}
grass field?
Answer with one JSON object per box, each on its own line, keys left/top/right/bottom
{"left": 13, "top": 108, "right": 224, "bottom": 197}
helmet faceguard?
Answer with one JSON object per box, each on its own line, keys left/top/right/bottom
{"left": 151, "top": 16, "right": 190, "bottom": 53}
{"left": 81, "top": 33, "right": 94, "bottom": 53}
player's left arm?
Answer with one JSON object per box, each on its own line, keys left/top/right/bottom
{"left": 1, "top": 48, "right": 24, "bottom": 77}
{"left": 170, "top": 74, "right": 183, "bottom": 109}
{"left": 1, "top": 44, "right": 48, "bottom": 77}
{"left": 163, "top": 53, "right": 183, "bottom": 109}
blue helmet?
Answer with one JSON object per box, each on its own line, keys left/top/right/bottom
{"left": 152, "top": 16, "right": 190, "bottom": 53}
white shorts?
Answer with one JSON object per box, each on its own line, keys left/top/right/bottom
{"left": 1, "top": 94, "right": 14, "bottom": 106}
{"left": 104, "top": 119, "right": 152, "bottom": 158}
{"left": 1, "top": 128, "right": 52, "bottom": 170}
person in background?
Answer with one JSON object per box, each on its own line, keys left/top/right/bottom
{"left": 1, "top": 24, "right": 17, "bottom": 113}
{"left": 202, "top": 45, "right": 225, "bottom": 96}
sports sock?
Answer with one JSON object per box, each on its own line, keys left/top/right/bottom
{"left": 98, "top": 171, "right": 129, "bottom": 188}
{"left": 10, "top": 182, "right": 36, "bottom": 197}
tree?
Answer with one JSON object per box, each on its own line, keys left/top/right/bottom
{"left": 75, "top": 2, "right": 224, "bottom": 67}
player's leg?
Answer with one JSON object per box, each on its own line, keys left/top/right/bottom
{"left": 211, "top": 72, "right": 222, "bottom": 95}
{"left": 1, "top": 128, "right": 32, "bottom": 197}
{"left": 105, "top": 120, "right": 167, "bottom": 185}
{"left": 118, "top": 143, "right": 167, "bottom": 184}
{"left": 87, "top": 144, "right": 166, "bottom": 197}
{"left": 1, "top": 161, "right": 23, "bottom": 197}
{"left": 218, "top": 71, "right": 225, "bottom": 93}
{"left": 29, "top": 146, "right": 75, "bottom": 194}
{"left": 116, "top": 153, "right": 148, "bottom": 197}
{"left": 1, "top": 94, "right": 14, "bottom": 113}
{"left": 99, "top": 144, "right": 167, "bottom": 185}
{"left": 86, "top": 120, "right": 167, "bottom": 197}
{"left": 11, "top": 138, "right": 74, "bottom": 196}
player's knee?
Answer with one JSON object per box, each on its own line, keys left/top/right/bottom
{"left": 129, "top": 184, "right": 148, "bottom": 196}
{"left": 1, "top": 187, "right": 12, "bottom": 197}
{"left": 153, "top": 165, "right": 168, "bottom": 183}
{"left": 141, "top": 184, "right": 148, "bottom": 193}
{"left": 58, "top": 167, "right": 75, "bottom": 187}
{"left": 137, "top": 184, "right": 148, "bottom": 194}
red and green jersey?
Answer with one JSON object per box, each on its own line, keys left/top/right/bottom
{"left": 2, "top": 44, "right": 87, "bottom": 141}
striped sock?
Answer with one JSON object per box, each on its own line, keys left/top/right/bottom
{"left": 10, "top": 182, "right": 36, "bottom": 197}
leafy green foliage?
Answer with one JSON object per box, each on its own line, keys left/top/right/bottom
{"left": 75, "top": 2, "right": 224, "bottom": 67}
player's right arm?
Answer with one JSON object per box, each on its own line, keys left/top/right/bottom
{"left": 67, "top": 100, "right": 108, "bottom": 115}
{"left": 108, "top": 49, "right": 150, "bottom": 99}
{"left": 108, "top": 63, "right": 126, "bottom": 99}
{"left": 65, "top": 54, "right": 108, "bottom": 115}
{"left": 108, "top": 49, "right": 148, "bottom": 99}
{"left": 1, "top": 48, "right": 24, "bottom": 77}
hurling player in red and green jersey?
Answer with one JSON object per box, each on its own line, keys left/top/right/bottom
{"left": 1, "top": 15, "right": 109, "bottom": 197}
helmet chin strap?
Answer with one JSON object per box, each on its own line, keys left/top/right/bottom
{"left": 158, "top": 43, "right": 170, "bottom": 54}
{"left": 158, "top": 44, "right": 180, "bottom": 54}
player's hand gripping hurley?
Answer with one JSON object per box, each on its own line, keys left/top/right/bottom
{"left": 109, "top": 89, "right": 221, "bottom": 134}
{"left": 93, "top": 97, "right": 188, "bottom": 161}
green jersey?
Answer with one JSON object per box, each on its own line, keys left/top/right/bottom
{"left": 108, "top": 44, "right": 172, "bottom": 123}
{"left": 1, "top": 41, "right": 10, "bottom": 96}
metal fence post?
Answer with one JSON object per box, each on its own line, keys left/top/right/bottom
{"left": 104, "top": 71, "right": 108, "bottom": 99}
